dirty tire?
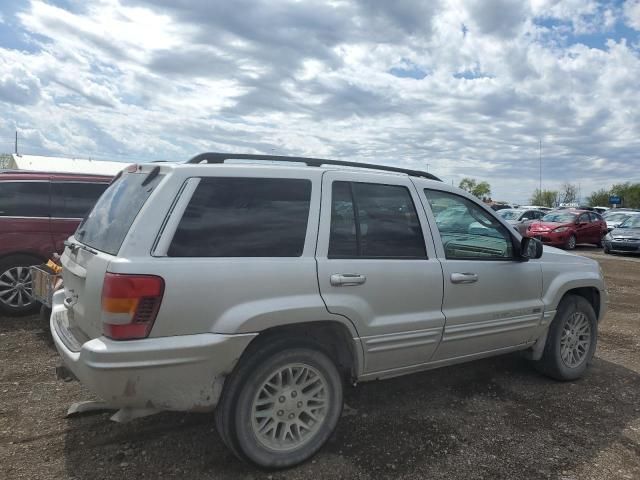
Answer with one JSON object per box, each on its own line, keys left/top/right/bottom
{"left": 0, "top": 254, "right": 42, "bottom": 316}
{"left": 534, "top": 295, "right": 598, "bottom": 381}
{"left": 215, "top": 338, "right": 343, "bottom": 469}
{"left": 565, "top": 234, "right": 577, "bottom": 250}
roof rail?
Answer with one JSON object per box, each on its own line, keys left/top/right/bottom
{"left": 186, "top": 152, "right": 441, "bottom": 181}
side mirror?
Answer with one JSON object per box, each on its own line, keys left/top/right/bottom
{"left": 520, "top": 237, "right": 543, "bottom": 261}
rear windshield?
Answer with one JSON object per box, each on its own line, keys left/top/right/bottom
{"left": 75, "top": 171, "right": 163, "bottom": 255}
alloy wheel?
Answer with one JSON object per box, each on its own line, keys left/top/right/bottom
{"left": 0, "top": 266, "right": 35, "bottom": 309}
{"left": 560, "top": 312, "right": 591, "bottom": 368}
{"left": 251, "top": 363, "right": 329, "bottom": 452}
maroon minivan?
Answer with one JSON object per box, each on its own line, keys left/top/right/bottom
{"left": 0, "top": 171, "right": 112, "bottom": 316}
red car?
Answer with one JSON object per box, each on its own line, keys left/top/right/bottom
{"left": 523, "top": 209, "right": 607, "bottom": 250}
{"left": 0, "top": 170, "right": 112, "bottom": 316}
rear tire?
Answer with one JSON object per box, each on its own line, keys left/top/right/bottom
{"left": 215, "top": 338, "right": 343, "bottom": 469}
{"left": 0, "top": 255, "right": 42, "bottom": 317}
{"left": 534, "top": 295, "right": 597, "bottom": 381}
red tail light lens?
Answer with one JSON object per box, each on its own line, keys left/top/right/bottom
{"left": 101, "top": 273, "right": 164, "bottom": 340}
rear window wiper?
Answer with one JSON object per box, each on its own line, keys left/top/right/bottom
{"left": 64, "top": 240, "right": 97, "bottom": 255}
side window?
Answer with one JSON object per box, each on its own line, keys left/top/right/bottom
{"left": 168, "top": 177, "right": 311, "bottom": 257}
{"left": 424, "top": 189, "right": 514, "bottom": 260}
{"left": 534, "top": 211, "right": 544, "bottom": 219}
{"left": 589, "top": 212, "right": 600, "bottom": 222}
{"left": 51, "top": 182, "right": 109, "bottom": 218}
{"left": 0, "top": 181, "right": 49, "bottom": 217}
{"left": 578, "top": 213, "right": 589, "bottom": 223}
{"left": 328, "top": 181, "right": 426, "bottom": 259}
{"left": 521, "top": 211, "right": 533, "bottom": 220}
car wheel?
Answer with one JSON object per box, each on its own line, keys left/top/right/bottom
{"left": 565, "top": 234, "right": 577, "bottom": 250}
{"left": 0, "top": 255, "right": 42, "bottom": 316}
{"left": 534, "top": 295, "right": 597, "bottom": 381}
{"left": 215, "top": 339, "right": 343, "bottom": 469}
{"left": 603, "top": 244, "right": 611, "bottom": 254}
{"left": 596, "top": 234, "right": 605, "bottom": 248}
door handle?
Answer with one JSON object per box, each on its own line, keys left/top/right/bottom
{"left": 451, "top": 272, "right": 478, "bottom": 284}
{"left": 330, "top": 274, "right": 367, "bottom": 286}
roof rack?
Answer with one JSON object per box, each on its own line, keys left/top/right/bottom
{"left": 186, "top": 152, "right": 441, "bottom": 181}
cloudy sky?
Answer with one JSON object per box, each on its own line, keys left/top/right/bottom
{"left": 1, "top": 0, "right": 639, "bottom": 203}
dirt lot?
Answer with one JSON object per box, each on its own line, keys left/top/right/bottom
{"left": 1, "top": 247, "right": 639, "bottom": 480}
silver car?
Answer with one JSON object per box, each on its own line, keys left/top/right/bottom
{"left": 51, "top": 154, "right": 606, "bottom": 468}
{"left": 604, "top": 215, "right": 640, "bottom": 254}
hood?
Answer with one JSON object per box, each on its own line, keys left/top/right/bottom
{"left": 528, "top": 221, "right": 569, "bottom": 231}
{"left": 540, "top": 245, "right": 599, "bottom": 266}
{"left": 610, "top": 227, "right": 640, "bottom": 238}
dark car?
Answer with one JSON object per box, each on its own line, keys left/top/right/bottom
{"left": 604, "top": 215, "right": 640, "bottom": 254}
{"left": 0, "top": 170, "right": 112, "bottom": 315}
{"left": 525, "top": 209, "right": 607, "bottom": 250}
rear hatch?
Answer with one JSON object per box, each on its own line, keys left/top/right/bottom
{"left": 60, "top": 167, "right": 164, "bottom": 341}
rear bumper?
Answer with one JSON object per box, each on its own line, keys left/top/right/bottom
{"left": 50, "top": 294, "right": 256, "bottom": 411}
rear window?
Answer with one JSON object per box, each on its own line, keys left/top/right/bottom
{"left": 168, "top": 177, "right": 311, "bottom": 257}
{"left": 0, "top": 181, "right": 50, "bottom": 217}
{"left": 51, "top": 182, "right": 109, "bottom": 218}
{"left": 75, "top": 172, "right": 163, "bottom": 255}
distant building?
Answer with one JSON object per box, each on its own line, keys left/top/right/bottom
{"left": 4, "top": 154, "right": 127, "bottom": 176}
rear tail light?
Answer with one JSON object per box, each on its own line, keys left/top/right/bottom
{"left": 101, "top": 273, "right": 164, "bottom": 340}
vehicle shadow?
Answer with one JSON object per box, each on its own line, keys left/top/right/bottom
{"left": 62, "top": 353, "right": 640, "bottom": 479}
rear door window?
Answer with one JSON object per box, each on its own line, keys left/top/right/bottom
{"left": 75, "top": 172, "right": 163, "bottom": 255}
{"left": 51, "top": 182, "right": 109, "bottom": 219}
{"left": 328, "top": 181, "right": 426, "bottom": 259}
{"left": 0, "top": 181, "right": 50, "bottom": 217}
{"left": 168, "top": 177, "right": 312, "bottom": 257}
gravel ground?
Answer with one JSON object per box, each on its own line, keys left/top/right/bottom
{"left": 1, "top": 247, "right": 639, "bottom": 480}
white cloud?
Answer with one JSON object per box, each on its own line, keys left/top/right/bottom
{"left": 624, "top": 0, "right": 640, "bottom": 30}
{"left": 0, "top": 0, "right": 637, "bottom": 203}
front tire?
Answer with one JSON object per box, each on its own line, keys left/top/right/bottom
{"left": 565, "top": 234, "right": 577, "bottom": 250}
{"left": 534, "top": 295, "right": 597, "bottom": 381}
{"left": 215, "top": 340, "right": 343, "bottom": 469}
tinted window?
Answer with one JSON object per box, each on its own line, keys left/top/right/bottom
{"left": 578, "top": 213, "right": 590, "bottom": 223}
{"left": 328, "top": 181, "right": 426, "bottom": 259}
{"left": 51, "top": 182, "right": 109, "bottom": 218}
{"left": 76, "top": 172, "right": 163, "bottom": 255}
{"left": 329, "top": 182, "right": 358, "bottom": 257}
{"left": 0, "top": 181, "right": 49, "bottom": 217}
{"left": 169, "top": 177, "right": 311, "bottom": 257}
{"left": 424, "top": 189, "right": 513, "bottom": 260}
{"left": 589, "top": 212, "right": 602, "bottom": 222}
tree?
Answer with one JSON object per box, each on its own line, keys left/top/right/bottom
{"left": 559, "top": 182, "right": 578, "bottom": 205}
{"left": 530, "top": 189, "right": 559, "bottom": 208}
{"left": 587, "top": 188, "right": 610, "bottom": 207}
{"left": 458, "top": 178, "right": 491, "bottom": 199}
{"left": 610, "top": 182, "right": 640, "bottom": 209}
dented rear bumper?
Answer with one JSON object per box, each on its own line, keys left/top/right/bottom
{"left": 50, "top": 294, "right": 256, "bottom": 412}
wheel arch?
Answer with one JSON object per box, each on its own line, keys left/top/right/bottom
{"left": 239, "top": 320, "right": 362, "bottom": 383}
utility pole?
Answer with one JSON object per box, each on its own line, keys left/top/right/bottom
{"left": 14, "top": 130, "right": 18, "bottom": 155}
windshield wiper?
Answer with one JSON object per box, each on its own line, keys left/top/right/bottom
{"left": 64, "top": 240, "right": 97, "bottom": 255}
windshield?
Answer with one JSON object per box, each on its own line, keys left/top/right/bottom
{"left": 497, "top": 209, "right": 522, "bottom": 220}
{"left": 542, "top": 212, "right": 577, "bottom": 223}
{"left": 75, "top": 171, "right": 163, "bottom": 255}
{"left": 605, "top": 213, "right": 629, "bottom": 222}
{"left": 618, "top": 216, "right": 640, "bottom": 228}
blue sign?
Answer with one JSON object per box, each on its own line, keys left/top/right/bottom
{"left": 609, "top": 195, "right": 621, "bottom": 205}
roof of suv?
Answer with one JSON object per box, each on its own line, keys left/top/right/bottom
{"left": 0, "top": 169, "right": 113, "bottom": 182}
{"left": 185, "top": 152, "right": 442, "bottom": 181}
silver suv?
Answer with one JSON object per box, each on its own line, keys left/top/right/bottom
{"left": 51, "top": 154, "right": 606, "bottom": 468}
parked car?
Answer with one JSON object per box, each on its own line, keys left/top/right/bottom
{"left": 519, "top": 205, "right": 553, "bottom": 212}
{"left": 51, "top": 154, "right": 606, "bottom": 468}
{"left": 592, "top": 206, "right": 609, "bottom": 215}
{"left": 497, "top": 208, "right": 546, "bottom": 225}
{"left": 490, "top": 203, "right": 514, "bottom": 211}
{"left": 525, "top": 210, "right": 607, "bottom": 249}
{"left": 0, "top": 170, "right": 111, "bottom": 315}
{"left": 603, "top": 211, "right": 640, "bottom": 232}
{"left": 603, "top": 215, "right": 640, "bottom": 254}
